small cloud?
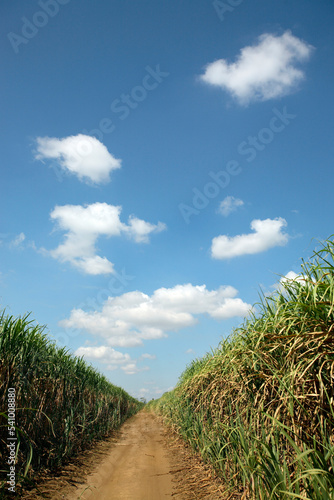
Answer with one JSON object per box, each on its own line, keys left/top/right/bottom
{"left": 270, "top": 271, "right": 311, "bottom": 295}
{"left": 74, "top": 345, "right": 131, "bottom": 365}
{"left": 278, "top": 271, "right": 307, "bottom": 288}
{"left": 126, "top": 216, "right": 166, "bottom": 243}
{"left": 186, "top": 348, "right": 195, "bottom": 354}
{"left": 218, "top": 196, "right": 244, "bottom": 217}
{"left": 200, "top": 31, "right": 313, "bottom": 105}
{"left": 211, "top": 218, "right": 289, "bottom": 259}
{"left": 140, "top": 353, "right": 156, "bottom": 360}
{"left": 74, "top": 344, "right": 148, "bottom": 374}
{"left": 45, "top": 202, "right": 165, "bottom": 275}
{"left": 10, "top": 233, "right": 26, "bottom": 248}
{"left": 34, "top": 134, "right": 121, "bottom": 184}
{"left": 281, "top": 271, "right": 300, "bottom": 282}
{"left": 121, "top": 363, "right": 150, "bottom": 375}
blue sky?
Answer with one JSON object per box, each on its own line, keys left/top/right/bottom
{"left": 1, "top": 0, "right": 333, "bottom": 400}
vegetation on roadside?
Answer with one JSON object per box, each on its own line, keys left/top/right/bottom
{"left": 149, "top": 237, "right": 334, "bottom": 499}
{"left": 0, "top": 312, "right": 143, "bottom": 494}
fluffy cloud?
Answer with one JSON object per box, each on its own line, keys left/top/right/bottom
{"left": 75, "top": 345, "right": 131, "bottom": 365}
{"left": 218, "top": 196, "right": 244, "bottom": 216}
{"left": 126, "top": 216, "right": 166, "bottom": 243}
{"left": 60, "top": 283, "right": 252, "bottom": 347}
{"left": 201, "top": 31, "right": 313, "bottom": 105}
{"left": 211, "top": 218, "right": 289, "bottom": 259}
{"left": 268, "top": 271, "right": 313, "bottom": 296}
{"left": 48, "top": 202, "right": 166, "bottom": 275}
{"left": 35, "top": 134, "right": 121, "bottom": 184}
{"left": 74, "top": 345, "right": 150, "bottom": 374}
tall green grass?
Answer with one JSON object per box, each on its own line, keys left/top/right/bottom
{"left": 0, "top": 312, "right": 142, "bottom": 493}
{"left": 149, "top": 237, "right": 334, "bottom": 499}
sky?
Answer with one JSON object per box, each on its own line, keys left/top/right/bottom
{"left": 1, "top": 0, "right": 334, "bottom": 401}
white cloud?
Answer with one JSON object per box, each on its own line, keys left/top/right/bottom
{"left": 218, "top": 196, "right": 244, "bottom": 216}
{"left": 211, "top": 218, "right": 289, "bottom": 259}
{"left": 47, "top": 202, "right": 166, "bottom": 275}
{"left": 201, "top": 31, "right": 313, "bottom": 105}
{"left": 74, "top": 345, "right": 148, "bottom": 374}
{"left": 121, "top": 363, "right": 150, "bottom": 375}
{"left": 60, "top": 283, "right": 252, "bottom": 347}
{"left": 10, "top": 232, "right": 26, "bottom": 247}
{"left": 126, "top": 216, "right": 166, "bottom": 243}
{"left": 274, "top": 271, "right": 308, "bottom": 292}
{"left": 281, "top": 271, "right": 300, "bottom": 283}
{"left": 75, "top": 345, "right": 131, "bottom": 364}
{"left": 35, "top": 134, "right": 121, "bottom": 184}
{"left": 140, "top": 353, "right": 156, "bottom": 360}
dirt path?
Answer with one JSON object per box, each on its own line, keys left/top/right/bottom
{"left": 22, "top": 411, "right": 227, "bottom": 500}
{"left": 66, "top": 411, "right": 174, "bottom": 500}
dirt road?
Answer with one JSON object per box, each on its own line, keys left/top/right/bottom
{"left": 67, "top": 411, "right": 175, "bottom": 500}
{"left": 22, "top": 411, "right": 226, "bottom": 500}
